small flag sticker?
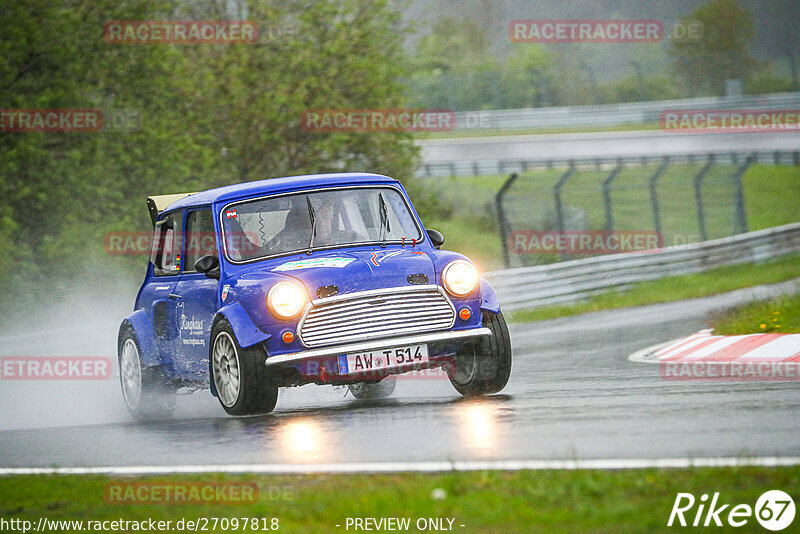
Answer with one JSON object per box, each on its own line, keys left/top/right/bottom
{"left": 226, "top": 209, "right": 237, "bottom": 219}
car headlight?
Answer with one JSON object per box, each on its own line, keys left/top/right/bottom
{"left": 442, "top": 260, "right": 478, "bottom": 297}
{"left": 267, "top": 282, "right": 308, "bottom": 320}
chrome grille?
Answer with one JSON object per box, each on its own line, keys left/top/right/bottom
{"left": 298, "top": 285, "right": 455, "bottom": 347}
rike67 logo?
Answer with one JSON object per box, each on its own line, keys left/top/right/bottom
{"left": 668, "top": 490, "right": 795, "bottom": 530}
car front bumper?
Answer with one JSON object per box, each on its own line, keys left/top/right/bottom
{"left": 264, "top": 327, "right": 492, "bottom": 366}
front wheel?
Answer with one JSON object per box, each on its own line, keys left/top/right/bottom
{"left": 118, "top": 324, "right": 176, "bottom": 420}
{"left": 447, "top": 311, "right": 512, "bottom": 396}
{"left": 211, "top": 318, "right": 278, "bottom": 416}
{"left": 348, "top": 376, "right": 397, "bottom": 400}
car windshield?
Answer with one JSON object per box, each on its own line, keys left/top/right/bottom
{"left": 221, "top": 187, "right": 423, "bottom": 262}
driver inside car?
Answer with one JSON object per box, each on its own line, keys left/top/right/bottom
{"left": 315, "top": 201, "right": 365, "bottom": 246}
{"left": 265, "top": 203, "right": 312, "bottom": 253}
{"left": 314, "top": 203, "right": 337, "bottom": 246}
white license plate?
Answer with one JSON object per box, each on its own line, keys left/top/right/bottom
{"left": 338, "top": 344, "right": 429, "bottom": 375}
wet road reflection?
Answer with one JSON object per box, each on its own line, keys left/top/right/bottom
{"left": 111, "top": 394, "right": 516, "bottom": 466}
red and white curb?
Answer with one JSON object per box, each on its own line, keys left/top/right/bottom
{"left": 630, "top": 329, "right": 800, "bottom": 364}
{"left": 629, "top": 329, "right": 800, "bottom": 380}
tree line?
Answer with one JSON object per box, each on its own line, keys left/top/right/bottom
{"left": 405, "top": 0, "right": 789, "bottom": 111}
{"left": 0, "top": 0, "right": 421, "bottom": 304}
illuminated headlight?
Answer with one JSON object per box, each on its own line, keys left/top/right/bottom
{"left": 267, "top": 282, "right": 308, "bottom": 320}
{"left": 442, "top": 260, "right": 478, "bottom": 297}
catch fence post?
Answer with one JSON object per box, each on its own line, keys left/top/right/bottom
{"left": 693, "top": 154, "right": 714, "bottom": 242}
{"left": 733, "top": 155, "right": 753, "bottom": 234}
{"left": 648, "top": 156, "right": 670, "bottom": 237}
{"left": 554, "top": 162, "right": 577, "bottom": 235}
{"left": 496, "top": 173, "right": 520, "bottom": 269}
{"left": 602, "top": 159, "right": 624, "bottom": 231}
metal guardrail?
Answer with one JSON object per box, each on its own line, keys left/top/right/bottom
{"left": 483, "top": 222, "right": 800, "bottom": 312}
{"left": 452, "top": 91, "right": 800, "bottom": 131}
{"left": 419, "top": 150, "right": 800, "bottom": 178}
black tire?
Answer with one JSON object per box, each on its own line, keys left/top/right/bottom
{"left": 210, "top": 318, "right": 278, "bottom": 416}
{"left": 118, "top": 323, "right": 176, "bottom": 420}
{"left": 447, "top": 311, "right": 512, "bottom": 396}
{"left": 348, "top": 376, "right": 397, "bottom": 400}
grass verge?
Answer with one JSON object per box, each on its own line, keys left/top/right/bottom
{"left": 509, "top": 254, "right": 800, "bottom": 323}
{"left": 710, "top": 292, "right": 800, "bottom": 335}
{"left": 0, "top": 467, "right": 797, "bottom": 532}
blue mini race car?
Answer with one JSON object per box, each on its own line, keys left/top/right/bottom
{"left": 118, "top": 173, "right": 511, "bottom": 418}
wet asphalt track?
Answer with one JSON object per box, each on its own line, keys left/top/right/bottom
{"left": 1, "top": 281, "right": 799, "bottom": 469}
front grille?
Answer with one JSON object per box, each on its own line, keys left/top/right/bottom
{"left": 297, "top": 285, "right": 455, "bottom": 347}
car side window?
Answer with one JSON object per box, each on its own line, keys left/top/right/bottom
{"left": 184, "top": 209, "right": 216, "bottom": 272}
{"left": 151, "top": 212, "right": 182, "bottom": 277}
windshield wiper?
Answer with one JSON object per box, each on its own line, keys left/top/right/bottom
{"left": 378, "top": 192, "right": 390, "bottom": 248}
{"left": 306, "top": 196, "right": 316, "bottom": 255}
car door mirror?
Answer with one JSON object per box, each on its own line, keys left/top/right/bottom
{"left": 426, "top": 229, "right": 444, "bottom": 249}
{"left": 194, "top": 255, "right": 220, "bottom": 279}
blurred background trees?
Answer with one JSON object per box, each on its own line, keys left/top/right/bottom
{"left": 0, "top": 0, "right": 418, "bottom": 303}
{"left": 405, "top": 0, "right": 794, "bottom": 110}
{"left": 669, "top": 0, "right": 757, "bottom": 96}
{"left": 1, "top": 0, "right": 796, "bottom": 305}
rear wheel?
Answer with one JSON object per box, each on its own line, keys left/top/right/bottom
{"left": 118, "top": 324, "right": 176, "bottom": 420}
{"left": 348, "top": 376, "right": 397, "bottom": 400}
{"left": 211, "top": 318, "right": 278, "bottom": 416}
{"left": 448, "top": 311, "right": 512, "bottom": 396}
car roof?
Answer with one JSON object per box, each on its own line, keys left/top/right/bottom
{"left": 163, "top": 173, "right": 400, "bottom": 212}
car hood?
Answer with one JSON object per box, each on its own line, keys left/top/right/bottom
{"left": 250, "top": 247, "right": 436, "bottom": 297}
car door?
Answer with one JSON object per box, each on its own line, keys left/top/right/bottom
{"left": 136, "top": 211, "right": 183, "bottom": 374}
{"left": 173, "top": 207, "right": 219, "bottom": 380}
